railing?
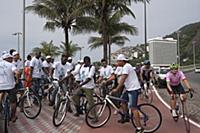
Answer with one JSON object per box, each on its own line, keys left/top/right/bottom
{"left": 180, "top": 64, "right": 200, "bottom": 72}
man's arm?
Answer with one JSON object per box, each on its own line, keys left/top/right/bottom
{"left": 111, "top": 74, "right": 127, "bottom": 94}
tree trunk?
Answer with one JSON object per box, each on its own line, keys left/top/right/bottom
{"left": 101, "top": 0, "right": 108, "bottom": 61}
{"left": 64, "top": 27, "right": 69, "bottom": 56}
{"left": 108, "top": 42, "right": 111, "bottom": 65}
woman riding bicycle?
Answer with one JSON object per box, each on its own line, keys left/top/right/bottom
{"left": 166, "top": 63, "right": 194, "bottom": 118}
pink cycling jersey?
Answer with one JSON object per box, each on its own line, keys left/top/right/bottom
{"left": 166, "top": 70, "right": 186, "bottom": 86}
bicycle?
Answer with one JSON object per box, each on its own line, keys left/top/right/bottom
{"left": 172, "top": 90, "right": 193, "bottom": 133}
{"left": 0, "top": 90, "right": 11, "bottom": 133}
{"left": 17, "top": 87, "right": 42, "bottom": 119}
{"left": 52, "top": 87, "right": 102, "bottom": 127}
{"left": 85, "top": 93, "right": 162, "bottom": 133}
{"left": 139, "top": 80, "right": 155, "bottom": 103}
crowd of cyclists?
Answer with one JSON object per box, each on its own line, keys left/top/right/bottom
{"left": 0, "top": 48, "right": 194, "bottom": 133}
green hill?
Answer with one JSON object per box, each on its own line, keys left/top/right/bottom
{"left": 165, "top": 21, "right": 200, "bottom": 65}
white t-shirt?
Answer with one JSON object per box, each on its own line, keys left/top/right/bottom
{"left": 71, "top": 63, "right": 82, "bottom": 81}
{"left": 42, "top": 60, "right": 53, "bottom": 77}
{"left": 25, "top": 60, "right": 31, "bottom": 67}
{"left": 30, "top": 57, "right": 43, "bottom": 78}
{"left": 12, "top": 59, "right": 23, "bottom": 71}
{"left": 53, "top": 62, "right": 70, "bottom": 80}
{"left": 99, "top": 65, "right": 114, "bottom": 79}
{"left": 0, "top": 60, "right": 17, "bottom": 90}
{"left": 122, "top": 63, "right": 141, "bottom": 91}
{"left": 66, "top": 62, "right": 73, "bottom": 71}
{"left": 80, "top": 65, "right": 95, "bottom": 89}
{"left": 114, "top": 66, "right": 123, "bottom": 76}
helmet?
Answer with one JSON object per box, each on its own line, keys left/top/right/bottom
{"left": 170, "top": 63, "right": 179, "bottom": 70}
{"left": 144, "top": 60, "right": 151, "bottom": 65}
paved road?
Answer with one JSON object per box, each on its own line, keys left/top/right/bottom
{"left": 1, "top": 71, "right": 200, "bottom": 133}
{"left": 80, "top": 92, "right": 200, "bottom": 133}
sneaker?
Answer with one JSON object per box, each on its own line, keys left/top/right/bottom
{"left": 172, "top": 110, "right": 178, "bottom": 118}
{"left": 135, "top": 128, "right": 144, "bottom": 133}
{"left": 117, "top": 117, "right": 130, "bottom": 124}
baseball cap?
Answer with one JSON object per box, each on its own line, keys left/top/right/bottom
{"left": 12, "top": 51, "right": 19, "bottom": 56}
{"left": 46, "top": 55, "right": 52, "bottom": 59}
{"left": 117, "top": 54, "right": 128, "bottom": 61}
{"left": 68, "top": 57, "right": 72, "bottom": 60}
{"left": 2, "top": 53, "right": 13, "bottom": 59}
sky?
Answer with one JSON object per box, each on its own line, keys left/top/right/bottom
{"left": 0, "top": 0, "right": 200, "bottom": 62}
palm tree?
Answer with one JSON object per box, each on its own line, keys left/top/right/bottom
{"left": 59, "top": 41, "right": 80, "bottom": 57}
{"left": 26, "top": 0, "right": 92, "bottom": 56}
{"left": 74, "top": 0, "right": 145, "bottom": 60}
{"left": 32, "top": 40, "right": 60, "bottom": 57}
{"left": 85, "top": 10, "right": 137, "bottom": 63}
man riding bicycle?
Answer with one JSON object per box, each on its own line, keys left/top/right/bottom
{"left": 166, "top": 63, "right": 194, "bottom": 118}
{"left": 140, "top": 60, "right": 155, "bottom": 88}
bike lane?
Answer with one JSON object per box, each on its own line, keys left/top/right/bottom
{"left": 79, "top": 91, "right": 200, "bottom": 133}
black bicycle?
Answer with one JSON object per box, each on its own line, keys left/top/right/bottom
{"left": 85, "top": 94, "right": 162, "bottom": 133}
{"left": 173, "top": 90, "right": 193, "bottom": 133}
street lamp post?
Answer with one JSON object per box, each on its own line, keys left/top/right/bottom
{"left": 12, "top": 32, "right": 22, "bottom": 53}
{"left": 176, "top": 31, "right": 181, "bottom": 66}
{"left": 144, "top": 0, "right": 148, "bottom": 59}
{"left": 193, "top": 41, "right": 196, "bottom": 68}
{"left": 22, "top": 0, "right": 26, "bottom": 68}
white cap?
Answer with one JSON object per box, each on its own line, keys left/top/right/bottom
{"left": 80, "top": 59, "right": 84, "bottom": 63}
{"left": 46, "top": 55, "right": 51, "bottom": 59}
{"left": 68, "top": 57, "right": 72, "bottom": 60}
{"left": 2, "top": 53, "right": 13, "bottom": 59}
{"left": 2, "top": 51, "right": 8, "bottom": 55}
{"left": 117, "top": 54, "right": 128, "bottom": 61}
{"left": 12, "top": 51, "right": 19, "bottom": 56}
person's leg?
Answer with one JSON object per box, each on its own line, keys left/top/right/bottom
{"left": 128, "top": 90, "right": 143, "bottom": 132}
{"left": 8, "top": 88, "right": 18, "bottom": 122}
{"left": 72, "top": 88, "right": 83, "bottom": 116}
{"left": 118, "top": 90, "right": 129, "bottom": 123}
{"left": 169, "top": 85, "right": 178, "bottom": 117}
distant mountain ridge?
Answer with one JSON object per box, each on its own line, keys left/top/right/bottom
{"left": 111, "top": 21, "right": 200, "bottom": 65}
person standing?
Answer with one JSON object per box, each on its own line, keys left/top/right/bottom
{"left": 110, "top": 54, "right": 143, "bottom": 133}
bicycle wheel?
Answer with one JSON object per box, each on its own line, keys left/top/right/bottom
{"left": 131, "top": 103, "right": 162, "bottom": 133}
{"left": 85, "top": 102, "right": 111, "bottom": 128}
{"left": 53, "top": 99, "right": 68, "bottom": 127}
{"left": 22, "top": 92, "right": 42, "bottom": 119}
{"left": 3, "top": 101, "right": 10, "bottom": 133}
{"left": 182, "top": 102, "right": 190, "bottom": 133}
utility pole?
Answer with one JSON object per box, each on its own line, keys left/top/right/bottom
{"left": 22, "top": 0, "right": 26, "bottom": 68}
{"left": 144, "top": 0, "right": 148, "bottom": 60}
{"left": 12, "top": 32, "right": 22, "bottom": 53}
{"left": 193, "top": 41, "right": 196, "bottom": 68}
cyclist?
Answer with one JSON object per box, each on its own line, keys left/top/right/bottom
{"left": 110, "top": 54, "right": 144, "bottom": 133}
{"left": 72, "top": 56, "right": 96, "bottom": 117}
{"left": 0, "top": 53, "right": 20, "bottom": 122}
{"left": 166, "top": 63, "right": 194, "bottom": 118}
{"left": 140, "top": 60, "right": 155, "bottom": 88}
{"left": 96, "top": 58, "right": 114, "bottom": 97}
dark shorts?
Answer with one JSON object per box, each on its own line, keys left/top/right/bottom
{"left": 0, "top": 87, "right": 17, "bottom": 103}
{"left": 171, "top": 84, "right": 185, "bottom": 94}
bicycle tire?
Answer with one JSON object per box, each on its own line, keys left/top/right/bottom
{"left": 22, "top": 92, "right": 42, "bottom": 119}
{"left": 182, "top": 102, "right": 190, "bottom": 133}
{"left": 52, "top": 99, "right": 69, "bottom": 127}
{"left": 85, "top": 102, "right": 111, "bottom": 128}
{"left": 3, "top": 101, "right": 10, "bottom": 133}
{"left": 131, "top": 103, "right": 162, "bottom": 133}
